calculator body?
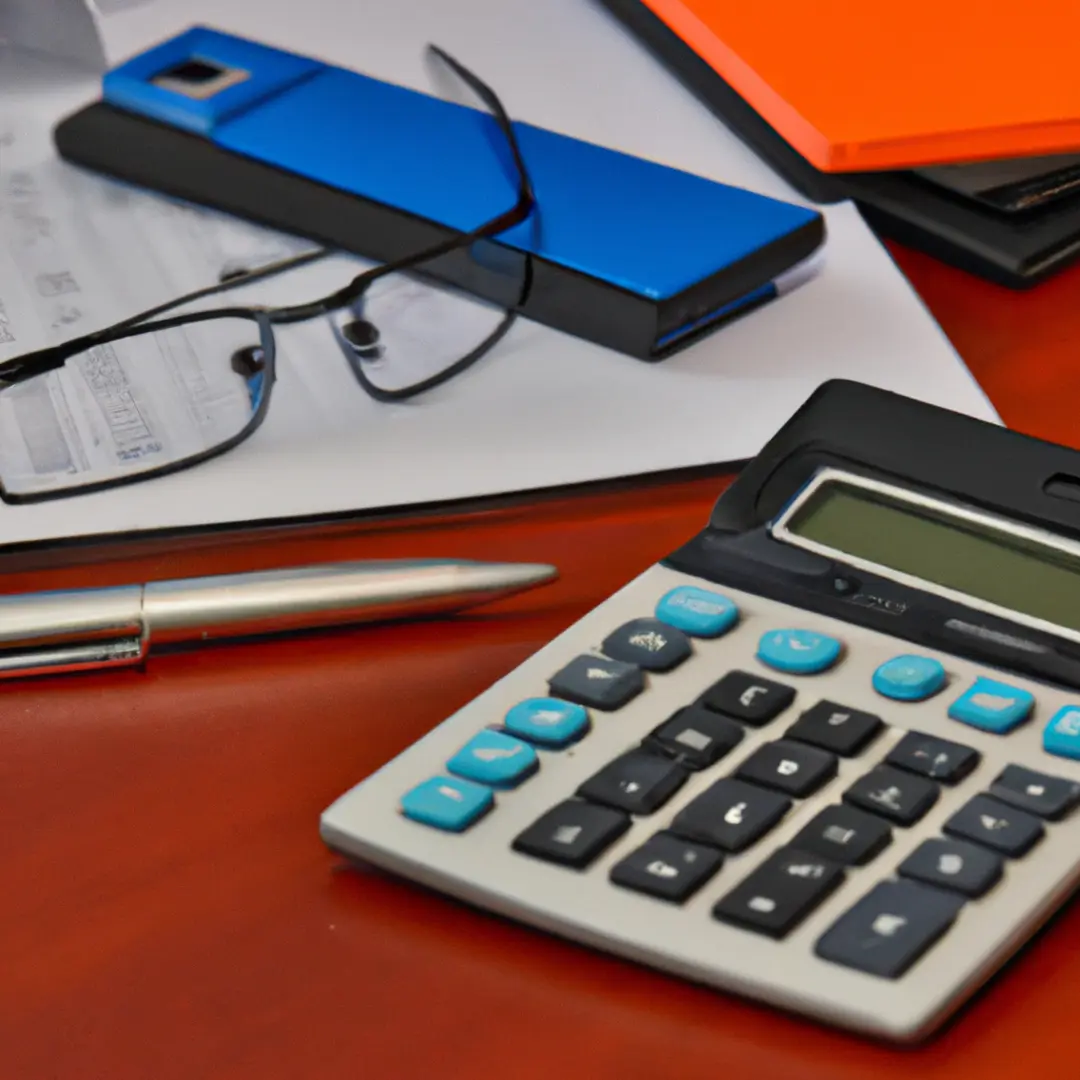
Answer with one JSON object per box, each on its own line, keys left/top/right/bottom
{"left": 321, "top": 380, "right": 1080, "bottom": 1042}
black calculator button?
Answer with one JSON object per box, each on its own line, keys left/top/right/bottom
{"left": 512, "top": 800, "right": 631, "bottom": 869}
{"left": 815, "top": 879, "right": 965, "bottom": 979}
{"left": 670, "top": 777, "right": 791, "bottom": 852}
{"left": 789, "top": 804, "right": 892, "bottom": 866}
{"left": 647, "top": 705, "right": 744, "bottom": 769}
{"left": 943, "top": 794, "right": 1044, "bottom": 857}
{"left": 601, "top": 618, "right": 691, "bottom": 672}
{"left": 735, "top": 739, "right": 838, "bottom": 797}
{"left": 843, "top": 765, "right": 939, "bottom": 825}
{"left": 989, "top": 764, "right": 1080, "bottom": 820}
{"left": 785, "top": 700, "right": 883, "bottom": 756}
{"left": 700, "top": 671, "right": 795, "bottom": 726}
{"left": 610, "top": 831, "right": 724, "bottom": 902}
{"left": 885, "top": 731, "right": 980, "bottom": 783}
{"left": 898, "top": 838, "right": 1004, "bottom": 898}
{"left": 578, "top": 750, "right": 689, "bottom": 814}
{"left": 713, "top": 847, "right": 845, "bottom": 939}
{"left": 548, "top": 655, "right": 645, "bottom": 711}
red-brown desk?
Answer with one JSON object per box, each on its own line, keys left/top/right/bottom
{"left": 4, "top": 241, "right": 1078, "bottom": 1079}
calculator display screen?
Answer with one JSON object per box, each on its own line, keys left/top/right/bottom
{"left": 778, "top": 475, "right": 1080, "bottom": 635}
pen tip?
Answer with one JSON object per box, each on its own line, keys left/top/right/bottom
{"left": 482, "top": 562, "right": 559, "bottom": 589}
{"left": 401, "top": 560, "right": 560, "bottom": 613}
{"left": 447, "top": 560, "right": 558, "bottom": 601}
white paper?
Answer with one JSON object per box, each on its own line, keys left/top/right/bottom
{"left": 0, "top": 0, "right": 999, "bottom": 547}
{"left": 0, "top": 0, "right": 106, "bottom": 68}
{"left": 0, "top": 0, "right": 156, "bottom": 68}
{"left": 88, "top": 0, "right": 155, "bottom": 13}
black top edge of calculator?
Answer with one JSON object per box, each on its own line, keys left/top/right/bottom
{"left": 596, "top": 0, "right": 1080, "bottom": 288}
{"left": 665, "top": 380, "right": 1080, "bottom": 691}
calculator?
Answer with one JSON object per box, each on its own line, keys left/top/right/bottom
{"left": 321, "top": 380, "right": 1080, "bottom": 1042}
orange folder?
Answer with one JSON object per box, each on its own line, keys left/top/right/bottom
{"left": 641, "top": 0, "right": 1080, "bottom": 172}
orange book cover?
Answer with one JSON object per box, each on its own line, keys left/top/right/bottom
{"left": 640, "top": 0, "right": 1080, "bottom": 172}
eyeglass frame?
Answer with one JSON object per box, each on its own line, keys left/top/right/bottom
{"left": 0, "top": 45, "right": 536, "bottom": 503}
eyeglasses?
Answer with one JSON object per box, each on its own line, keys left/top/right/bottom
{"left": 0, "top": 46, "right": 535, "bottom": 503}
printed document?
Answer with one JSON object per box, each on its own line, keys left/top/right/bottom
{"left": 0, "top": 0, "right": 999, "bottom": 549}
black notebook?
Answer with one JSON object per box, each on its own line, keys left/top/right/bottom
{"left": 598, "top": 0, "right": 1080, "bottom": 288}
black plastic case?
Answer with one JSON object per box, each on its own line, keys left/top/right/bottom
{"left": 52, "top": 95, "right": 821, "bottom": 362}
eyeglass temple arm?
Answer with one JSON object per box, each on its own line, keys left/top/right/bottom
{"left": 273, "top": 46, "right": 537, "bottom": 324}
{"left": 0, "top": 305, "right": 263, "bottom": 384}
{"left": 428, "top": 45, "right": 535, "bottom": 214}
{"left": 0, "top": 337, "right": 97, "bottom": 385}
{"left": 339, "top": 46, "right": 536, "bottom": 286}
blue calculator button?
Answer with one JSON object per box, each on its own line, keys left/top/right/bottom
{"left": 446, "top": 730, "right": 538, "bottom": 788}
{"left": 400, "top": 776, "right": 494, "bottom": 832}
{"left": 756, "top": 629, "right": 842, "bottom": 674}
{"left": 1043, "top": 706, "right": 1080, "bottom": 760}
{"left": 948, "top": 678, "right": 1034, "bottom": 734}
{"left": 873, "top": 655, "right": 946, "bottom": 701}
{"left": 504, "top": 697, "right": 590, "bottom": 748}
{"left": 655, "top": 586, "right": 738, "bottom": 638}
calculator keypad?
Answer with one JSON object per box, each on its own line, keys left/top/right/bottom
{"left": 790, "top": 805, "right": 892, "bottom": 866}
{"left": 577, "top": 750, "right": 689, "bottom": 814}
{"left": 872, "top": 655, "right": 946, "bottom": 702}
{"left": 670, "top": 778, "right": 791, "bottom": 853}
{"left": 713, "top": 847, "right": 845, "bottom": 938}
{"left": 446, "top": 730, "right": 538, "bottom": 788}
{"left": 601, "top": 618, "right": 692, "bottom": 672}
{"left": 512, "top": 800, "right": 630, "bottom": 868}
{"left": 548, "top": 655, "right": 645, "bottom": 711}
{"left": 942, "top": 794, "right": 1045, "bottom": 856}
{"left": 948, "top": 677, "right": 1034, "bottom": 734}
{"left": 785, "top": 700, "right": 883, "bottom": 756}
{"left": 647, "top": 705, "right": 744, "bottom": 768}
{"left": 699, "top": 670, "right": 795, "bottom": 725}
{"left": 843, "top": 766, "right": 940, "bottom": 826}
{"left": 734, "top": 739, "right": 838, "bottom": 797}
{"left": 326, "top": 568, "right": 1080, "bottom": 1042}
{"left": 654, "top": 585, "right": 739, "bottom": 638}
{"left": 399, "top": 776, "right": 494, "bottom": 832}
{"left": 815, "top": 880, "right": 965, "bottom": 979}
{"left": 897, "top": 838, "right": 1003, "bottom": 898}
{"left": 503, "top": 697, "right": 590, "bottom": 747}
{"left": 1042, "top": 705, "right": 1080, "bottom": 760}
{"left": 610, "top": 832, "right": 724, "bottom": 902}
{"left": 756, "top": 629, "right": 843, "bottom": 675}
{"left": 989, "top": 764, "right": 1080, "bottom": 819}
{"left": 884, "top": 731, "right": 980, "bottom": 783}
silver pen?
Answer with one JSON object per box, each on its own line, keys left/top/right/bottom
{"left": 0, "top": 558, "right": 558, "bottom": 679}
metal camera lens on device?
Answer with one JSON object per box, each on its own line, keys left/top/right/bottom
{"left": 150, "top": 58, "right": 252, "bottom": 99}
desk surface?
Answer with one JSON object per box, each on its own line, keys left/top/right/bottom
{"left": 5, "top": 242, "right": 1080, "bottom": 1080}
